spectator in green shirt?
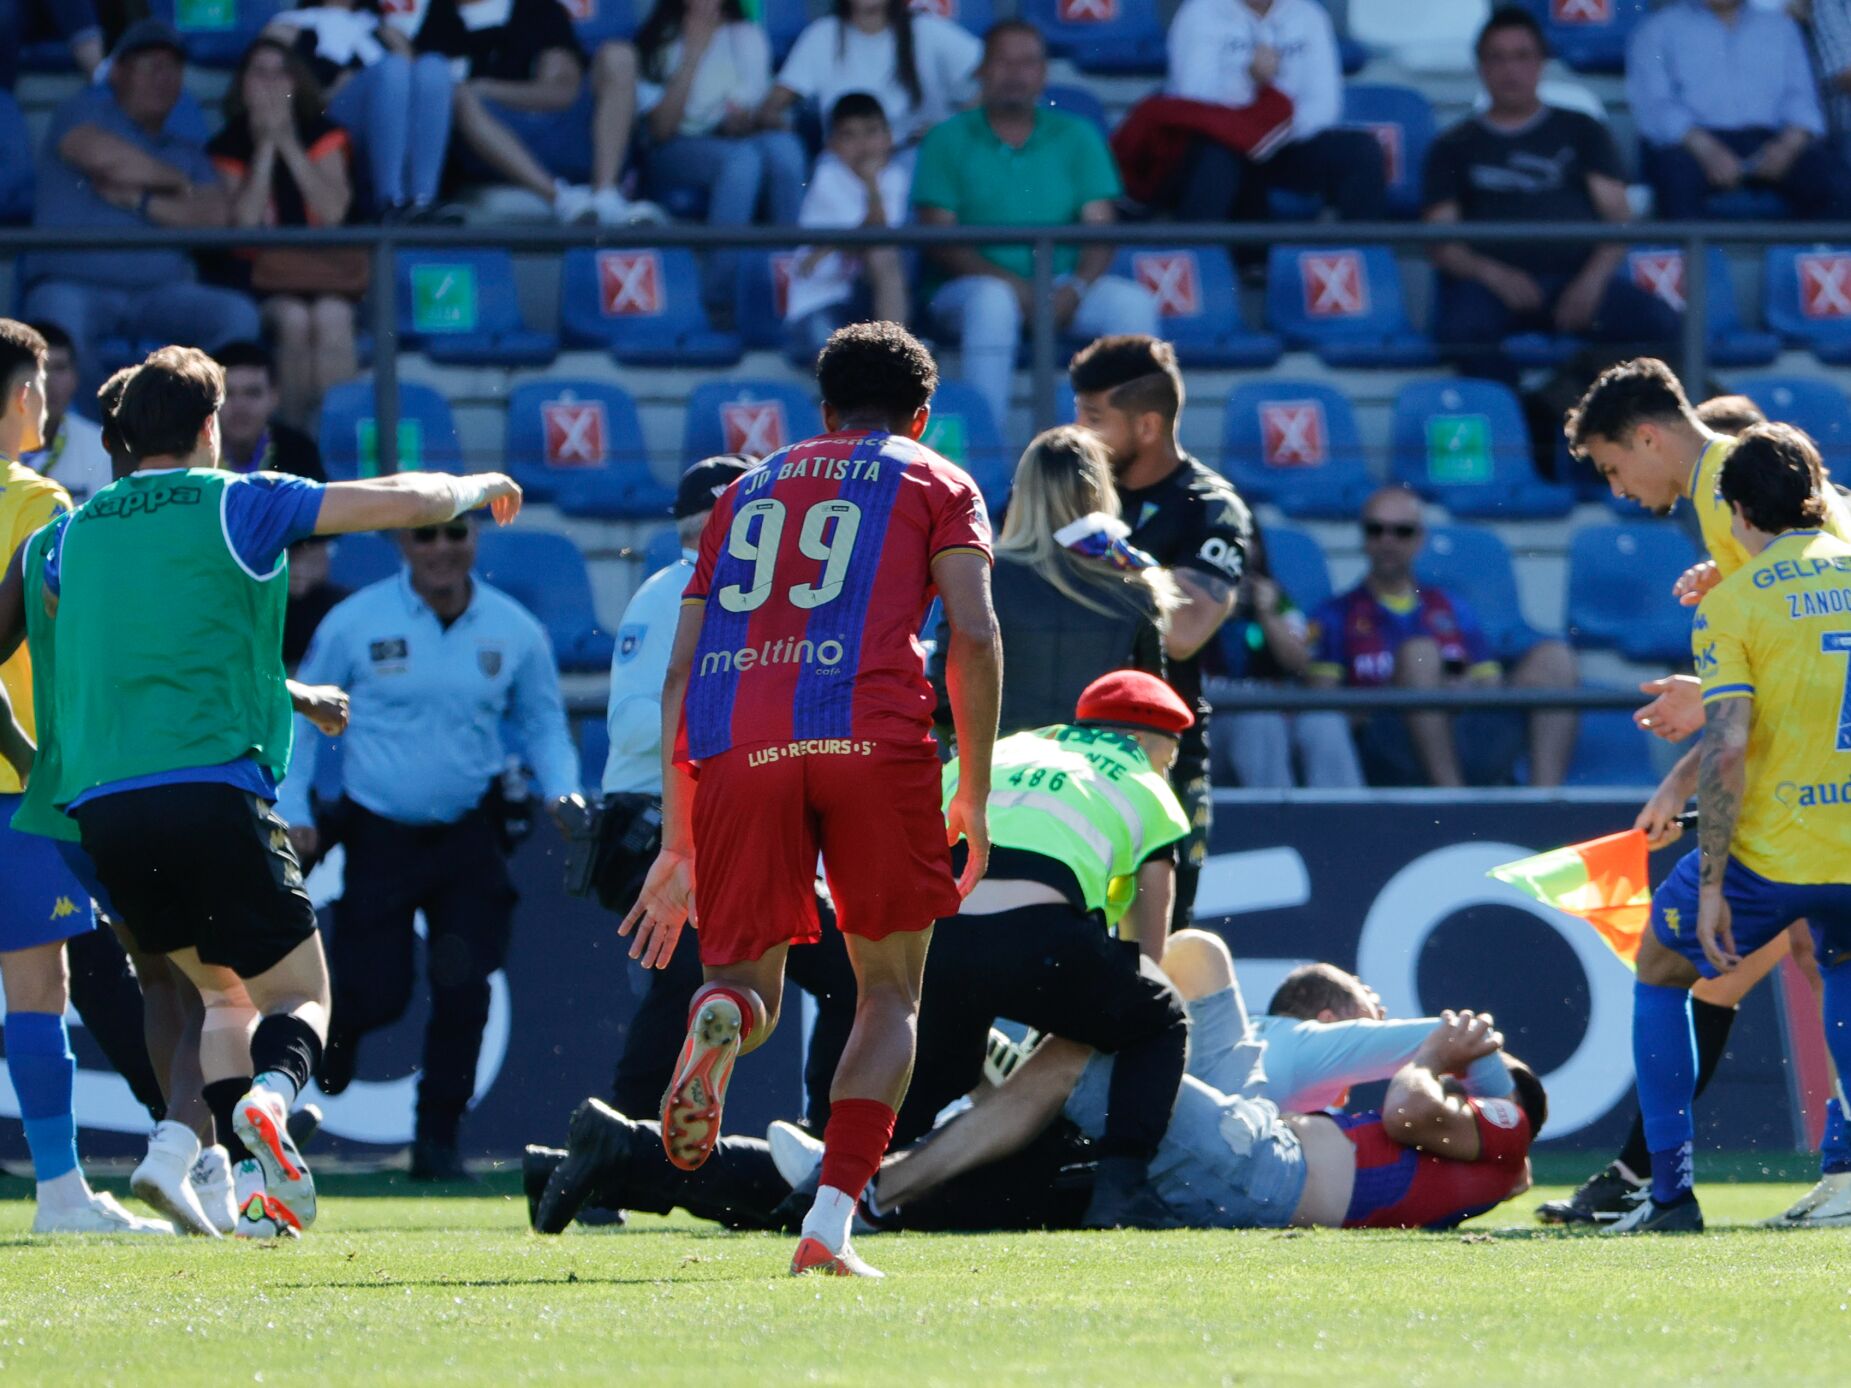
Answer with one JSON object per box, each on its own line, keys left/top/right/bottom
{"left": 912, "top": 21, "right": 1156, "bottom": 431}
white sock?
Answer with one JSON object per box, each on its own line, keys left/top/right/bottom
{"left": 37, "top": 1166, "right": 92, "bottom": 1212}
{"left": 252, "top": 1071, "right": 300, "bottom": 1111}
{"left": 800, "top": 1185, "right": 857, "bottom": 1254}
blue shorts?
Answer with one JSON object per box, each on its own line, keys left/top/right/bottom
{"left": 53, "top": 837, "right": 120, "bottom": 924}
{"left": 1651, "top": 849, "right": 1851, "bottom": 978}
{"left": 0, "top": 793, "right": 96, "bottom": 951}
{"left": 481, "top": 90, "right": 595, "bottom": 184}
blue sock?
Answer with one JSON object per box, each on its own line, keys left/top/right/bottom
{"left": 1819, "top": 966, "right": 1851, "bottom": 1175}
{"left": 1633, "top": 980, "right": 1697, "bottom": 1206}
{"left": 4, "top": 1012, "right": 79, "bottom": 1182}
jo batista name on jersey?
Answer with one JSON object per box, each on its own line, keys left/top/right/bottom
{"left": 742, "top": 453, "right": 887, "bottom": 496}
{"left": 747, "top": 739, "right": 878, "bottom": 767}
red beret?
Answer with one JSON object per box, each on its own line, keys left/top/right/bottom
{"left": 1074, "top": 670, "right": 1194, "bottom": 736}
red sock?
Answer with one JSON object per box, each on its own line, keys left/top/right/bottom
{"left": 818, "top": 1098, "right": 896, "bottom": 1197}
{"left": 688, "top": 983, "right": 757, "bottom": 1044}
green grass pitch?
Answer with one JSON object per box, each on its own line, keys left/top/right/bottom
{"left": 2, "top": 1162, "right": 1848, "bottom": 1386}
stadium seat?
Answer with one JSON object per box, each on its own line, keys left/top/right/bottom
{"left": 1221, "top": 380, "right": 1373, "bottom": 519}
{"left": 561, "top": 247, "right": 745, "bottom": 366}
{"left": 1565, "top": 522, "right": 1699, "bottom": 663}
{"left": 475, "top": 530, "right": 614, "bottom": 672}
{"left": 1763, "top": 246, "right": 1851, "bottom": 362}
{"left": 149, "top": 0, "right": 284, "bottom": 68}
{"left": 1266, "top": 246, "right": 1438, "bottom": 368}
{"left": 760, "top": 0, "right": 810, "bottom": 60}
{"left": 1044, "top": 82, "right": 1110, "bottom": 138}
{"left": 556, "top": 0, "right": 636, "bottom": 49}
{"left": 735, "top": 249, "right": 802, "bottom": 352}
{"left": 1114, "top": 246, "right": 1282, "bottom": 369}
{"left": 641, "top": 526, "right": 684, "bottom": 576}
{"left": 1341, "top": 85, "right": 1437, "bottom": 219}
{"left": 506, "top": 379, "right": 669, "bottom": 517}
{"left": 1259, "top": 525, "right": 1333, "bottom": 613}
{"left": 1020, "top": 0, "right": 1166, "bottom": 74}
{"left": 1735, "top": 375, "right": 1851, "bottom": 478}
{"left": 912, "top": 0, "right": 995, "bottom": 35}
{"left": 578, "top": 716, "right": 611, "bottom": 787}
{"left": 921, "top": 379, "right": 1012, "bottom": 506}
{"left": 1390, "top": 380, "right": 1574, "bottom": 518}
{"left": 683, "top": 379, "right": 823, "bottom": 461}
{"left": 1414, "top": 525, "right": 1548, "bottom": 663}
{"left": 395, "top": 249, "right": 557, "bottom": 367}
{"left": 318, "top": 378, "right": 462, "bottom": 479}
{"left": 0, "top": 91, "right": 32, "bottom": 225}
{"left": 1525, "top": 0, "right": 1648, "bottom": 74}
{"left": 328, "top": 532, "right": 400, "bottom": 591}
{"left": 1617, "top": 246, "right": 1778, "bottom": 367}
{"left": 1348, "top": 0, "right": 1488, "bottom": 73}
{"left": 1561, "top": 707, "right": 1662, "bottom": 789}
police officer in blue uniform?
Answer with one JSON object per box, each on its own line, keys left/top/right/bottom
{"left": 278, "top": 515, "right": 581, "bottom": 1180}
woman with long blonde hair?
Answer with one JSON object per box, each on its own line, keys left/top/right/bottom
{"left": 937, "top": 426, "right": 1179, "bottom": 734}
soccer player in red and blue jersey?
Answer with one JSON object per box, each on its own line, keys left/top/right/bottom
{"left": 621, "top": 323, "right": 1003, "bottom": 1278}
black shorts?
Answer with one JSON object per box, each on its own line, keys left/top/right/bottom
{"left": 73, "top": 782, "right": 319, "bottom": 978}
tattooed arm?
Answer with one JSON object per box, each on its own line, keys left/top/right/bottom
{"left": 1695, "top": 697, "right": 1752, "bottom": 972}
{"left": 1165, "top": 568, "right": 1237, "bottom": 661}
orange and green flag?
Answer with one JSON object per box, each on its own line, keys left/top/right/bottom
{"left": 1487, "top": 829, "right": 1652, "bottom": 969}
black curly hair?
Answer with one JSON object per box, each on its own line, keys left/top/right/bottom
{"left": 815, "top": 320, "right": 938, "bottom": 430}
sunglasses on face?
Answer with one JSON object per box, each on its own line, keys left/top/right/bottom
{"left": 1362, "top": 520, "right": 1420, "bottom": 540}
{"left": 409, "top": 523, "right": 472, "bottom": 544}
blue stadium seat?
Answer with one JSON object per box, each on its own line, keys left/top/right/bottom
{"left": 0, "top": 91, "right": 32, "bottom": 225}
{"left": 1259, "top": 525, "right": 1333, "bottom": 614}
{"left": 328, "top": 532, "right": 400, "bottom": 591}
{"left": 1342, "top": 85, "right": 1436, "bottom": 219}
{"left": 561, "top": 247, "right": 745, "bottom": 366}
{"left": 1614, "top": 246, "right": 1777, "bottom": 367}
{"left": 1525, "top": 0, "right": 1648, "bottom": 74}
{"left": 1735, "top": 375, "right": 1851, "bottom": 477}
{"left": 1113, "top": 246, "right": 1282, "bottom": 369}
{"left": 684, "top": 379, "right": 823, "bottom": 462}
{"left": 1566, "top": 522, "right": 1699, "bottom": 663}
{"left": 1391, "top": 380, "right": 1573, "bottom": 518}
{"left": 641, "top": 526, "right": 684, "bottom": 576}
{"left": 318, "top": 378, "right": 462, "bottom": 479}
{"left": 1763, "top": 246, "right": 1851, "bottom": 362}
{"left": 578, "top": 716, "right": 611, "bottom": 787}
{"left": 1414, "top": 525, "right": 1548, "bottom": 663}
{"left": 556, "top": 0, "right": 636, "bottom": 50}
{"left": 735, "top": 249, "right": 802, "bottom": 352}
{"left": 395, "top": 249, "right": 557, "bottom": 367}
{"left": 1266, "top": 245, "right": 1438, "bottom": 367}
{"left": 1020, "top": 0, "right": 1165, "bottom": 74}
{"left": 912, "top": 0, "right": 995, "bottom": 35}
{"left": 1561, "top": 707, "right": 1662, "bottom": 789}
{"left": 921, "top": 379, "right": 1012, "bottom": 507}
{"left": 1699, "top": 187, "right": 1790, "bottom": 221}
{"left": 1044, "top": 82, "right": 1110, "bottom": 138}
{"left": 475, "top": 529, "right": 614, "bottom": 672}
{"left": 149, "top": 0, "right": 285, "bottom": 68}
{"left": 1221, "top": 380, "right": 1373, "bottom": 520}
{"left": 760, "top": 0, "right": 810, "bottom": 60}
{"left": 506, "top": 379, "right": 668, "bottom": 517}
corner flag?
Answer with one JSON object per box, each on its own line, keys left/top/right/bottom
{"left": 1487, "top": 829, "right": 1653, "bottom": 969}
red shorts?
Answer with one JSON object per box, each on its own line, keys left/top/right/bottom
{"left": 1335, "top": 1097, "right": 1532, "bottom": 1229}
{"left": 691, "top": 739, "right": 960, "bottom": 966}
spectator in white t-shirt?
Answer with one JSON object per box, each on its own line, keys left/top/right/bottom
{"left": 634, "top": 0, "right": 805, "bottom": 312}
{"left": 1165, "top": 0, "right": 1385, "bottom": 221}
{"left": 785, "top": 93, "right": 911, "bottom": 364}
{"left": 756, "top": 0, "right": 981, "bottom": 147}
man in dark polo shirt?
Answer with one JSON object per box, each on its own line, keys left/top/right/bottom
{"left": 1423, "top": 5, "right": 1678, "bottom": 365}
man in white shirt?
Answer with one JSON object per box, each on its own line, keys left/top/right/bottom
{"left": 1165, "top": 0, "right": 1385, "bottom": 221}
{"left": 20, "top": 320, "right": 111, "bottom": 503}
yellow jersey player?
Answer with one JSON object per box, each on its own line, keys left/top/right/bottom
{"left": 1608, "top": 423, "right": 1851, "bottom": 1233}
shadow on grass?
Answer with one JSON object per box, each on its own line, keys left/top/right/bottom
{"left": 274, "top": 1273, "right": 736, "bottom": 1290}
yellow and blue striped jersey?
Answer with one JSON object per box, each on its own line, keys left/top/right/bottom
{"left": 1694, "top": 529, "right": 1851, "bottom": 884}
{"left": 1689, "top": 434, "right": 1851, "bottom": 578}
{"left": 0, "top": 459, "right": 70, "bottom": 795}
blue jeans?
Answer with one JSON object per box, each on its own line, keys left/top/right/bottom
{"left": 929, "top": 272, "right": 1159, "bottom": 432}
{"left": 23, "top": 277, "right": 261, "bottom": 380}
{"left": 646, "top": 131, "right": 807, "bottom": 309}
{"left": 329, "top": 55, "right": 454, "bottom": 209}
{"left": 1644, "top": 128, "right": 1851, "bottom": 220}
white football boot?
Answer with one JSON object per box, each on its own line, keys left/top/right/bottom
{"left": 191, "top": 1144, "right": 239, "bottom": 1235}
{"left": 34, "top": 1189, "right": 174, "bottom": 1236}
{"left": 1763, "top": 1170, "right": 1851, "bottom": 1227}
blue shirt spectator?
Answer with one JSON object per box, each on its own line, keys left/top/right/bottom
{"left": 279, "top": 560, "right": 579, "bottom": 829}
{"left": 1627, "top": 0, "right": 1851, "bottom": 220}
{"left": 22, "top": 21, "right": 261, "bottom": 375}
